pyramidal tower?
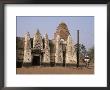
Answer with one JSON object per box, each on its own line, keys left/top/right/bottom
{"left": 43, "top": 33, "right": 50, "bottom": 63}
{"left": 33, "top": 29, "right": 43, "bottom": 50}
{"left": 54, "top": 22, "right": 70, "bottom": 41}
{"left": 23, "top": 32, "right": 32, "bottom": 64}
{"left": 66, "top": 35, "right": 77, "bottom": 64}
{"left": 55, "top": 35, "right": 63, "bottom": 64}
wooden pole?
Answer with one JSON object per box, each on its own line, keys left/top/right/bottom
{"left": 77, "top": 30, "right": 79, "bottom": 67}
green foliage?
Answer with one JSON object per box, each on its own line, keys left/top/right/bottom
{"left": 74, "top": 43, "right": 94, "bottom": 63}
{"left": 74, "top": 43, "right": 87, "bottom": 60}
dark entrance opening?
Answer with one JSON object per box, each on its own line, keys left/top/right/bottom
{"left": 63, "top": 51, "right": 66, "bottom": 67}
{"left": 32, "top": 56, "right": 40, "bottom": 66}
{"left": 50, "top": 56, "right": 55, "bottom": 67}
{"left": 16, "top": 60, "right": 22, "bottom": 68}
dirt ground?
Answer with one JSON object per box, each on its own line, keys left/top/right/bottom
{"left": 16, "top": 65, "right": 94, "bottom": 74}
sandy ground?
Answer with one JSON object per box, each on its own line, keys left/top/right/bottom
{"left": 16, "top": 65, "right": 94, "bottom": 74}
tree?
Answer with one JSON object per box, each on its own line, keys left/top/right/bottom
{"left": 74, "top": 43, "right": 87, "bottom": 61}
{"left": 87, "top": 47, "right": 94, "bottom": 63}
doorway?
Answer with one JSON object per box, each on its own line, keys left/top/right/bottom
{"left": 63, "top": 51, "right": 66, "bottom": 66}
{"left": 32, "top": 56, "right": 40, "bottom": 66}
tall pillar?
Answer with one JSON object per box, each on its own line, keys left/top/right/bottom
{"left": 43, "top": 33, "right": 50, "bottom": 63}
{"left": 66, "top": 35, "right": 77, "bottom": 64}
{"left": 23, "top": 32, "right": 32, "bottom": 64}
{"left": 55, "top": 35, "right": 63, "bottom": 65}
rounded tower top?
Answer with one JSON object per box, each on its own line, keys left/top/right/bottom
{"left": 54, "top": 22, "right": 70, "bottom": 41}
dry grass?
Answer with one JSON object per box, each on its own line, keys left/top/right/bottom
{"left": 16, "top": 65, "right": 94, "bottom": 74}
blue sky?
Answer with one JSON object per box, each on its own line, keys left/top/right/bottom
{"left": 16, "top": 16, "right": 94, "bottom": 50}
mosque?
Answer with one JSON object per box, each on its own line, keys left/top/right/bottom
{"left": 16, "top": 22, "right": 77, "bottom": 67}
